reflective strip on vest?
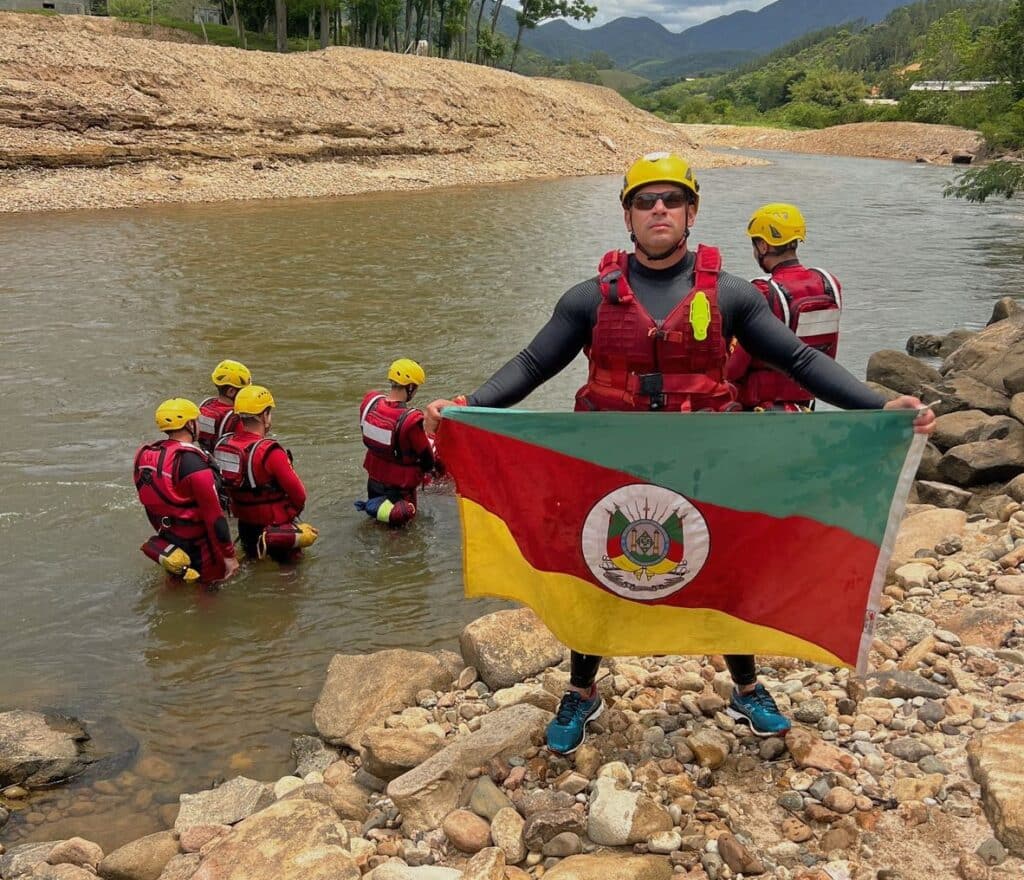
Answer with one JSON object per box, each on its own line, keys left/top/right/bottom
{"left": 768, "top": 280, "right": 792, "bottom": 328}
{"left": 362, "top": 421, "right": 393, "bottom": 447}
{"left": 213, "top": 448, "right": 242, "bottom": 475}
{"left": 795, "top": 308, "right": 842, "bottom": 337}
{"left": 245, "top": 439, "right": 267, "bottom": 489}
{"left": 812, "top": 266, "right": 843, "bottom": 310}
{"left": 198, "top": 414, "right": 218, "bottom": 436}
{"left": 360, "top": 394, "right": 394, "bottom": 447}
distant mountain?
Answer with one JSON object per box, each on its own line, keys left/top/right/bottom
{"left": 493, "top": 0, "right": 918, "bottom": 71}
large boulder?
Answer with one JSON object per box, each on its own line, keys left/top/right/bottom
{"left": 47, "top": 838, "right": 105, "bottom": 869}
{"left": 587, "top": 777, "right": 673, "bottom": 846}
{"left": 932, "top": 410, "right": 1021, "bottom": 451}
{"left": 917, "top": 443, "right": 943, "bottom": 481}
{"left": 313, "top": 649, "right": 454, "bottom": 749}
{"left": 939, "top": 436, "right": 1024, "bottom": 486}
{"left": 1, "top": 842, "right": 65, "bottom": 879}
{"left": 1004, "top": 370, "right": 1024, "bottom": 396}
{"left": 989, "top": 297, "right": 1022, "bottom": 326}
{"left": 907, "top": 329, "right": 975, "bottom": 358}
{"left": 888, "top": 507, "right": 967, "bottom": 575}
{"left": 387, "top": 705, "right": 550, "bottom": 832}
{"left": 942, "top": 313, "right": 1024, "bottom": 378}
{"left": 914, "top": 480, "right": 972, "bottom": 509}
{"left": 1010, "top": 392, "right": 1024, "bottom": 423}
{"left": 542, "top": 854, "right": 672, "bottom": 880}
{"left": 874, "top": 611, "right": 936, "bottom": 646}
{"left": 932, "top": 604, "right": 1019, "bottom": 649}
{"left": 459, "top": 608, "right": 566, "bottom": 690}
{"left": 0, "top": 711, "right": 91, "bottom": 787}
{"left": 866, "top": 350, "right": 941, "bottom": 395}
{"left": 968, "top": 722, "right": 1024, "bottom": 857}
{"left": 97, "top": 831, "right": 179, "bottom": 880}
{"left": 367, "top": 865, "right": 462, "bottom": 880}
{"left": 190, "top": 798, "right": 358, "bottom": 880}
{"left": 921, "top": 376, "right": 1011, "bottom": 416}
{"left": 1004, "top": 473, "right": 1024, "bottom": 503}
{"left": 175, "top": 777, "right": 273, "bottom": 832}
{"left": 865, "top": 381, "right": 900, "bottom": 403}
{"left": 359, "top": 727, "right": 445, "bottom": 781}
{"left": 961, "top": 339, "right": 1024, "bottom": 392}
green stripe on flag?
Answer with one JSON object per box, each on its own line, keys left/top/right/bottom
{"left": 444, "top": 408, "right": 917, "bottom": 544}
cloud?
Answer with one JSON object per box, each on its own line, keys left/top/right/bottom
{"left": 543, "top": 0, "right": 776, "bottom": 33}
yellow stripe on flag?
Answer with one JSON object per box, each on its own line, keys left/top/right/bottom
{"left": 458, "top": 497, "right": 845, "bottom": 667}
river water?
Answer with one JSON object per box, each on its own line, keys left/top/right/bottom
{"left": 1, "top": 152, "right": 1022, "bottom": 849}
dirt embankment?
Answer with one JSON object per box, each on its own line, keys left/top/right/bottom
{"left": 675, "top": 122, "right": 984, "bottom": 164}
{"left": 0, "top": 13, "right": 762, "bottom": 213}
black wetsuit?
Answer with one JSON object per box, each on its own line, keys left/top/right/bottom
{"left": 468, "top": 250, "right": 883, "bottom": 411}
{"left": 465, "top": 249, "right": 885, "bottom": 690}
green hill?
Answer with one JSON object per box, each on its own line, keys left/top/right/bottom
{"left": 596, "top": 69, "right": 649, "bottom": 92}
{"left": 630, "top": 0, "right": 1017, "bottom": 142}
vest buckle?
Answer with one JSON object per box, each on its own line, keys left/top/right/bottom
{"left": 638, "top": 373, "right": 666, "bottom": 410}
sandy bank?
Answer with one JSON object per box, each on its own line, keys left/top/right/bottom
{"left": 0, "top": 13, "right": 761, "bottom": 214}
{"left": 675, "top": 122, "right": 984, "bottom": 163}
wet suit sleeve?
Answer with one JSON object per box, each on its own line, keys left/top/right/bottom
{"left": 178, "top": 452, "right": 235, "bottom": 560}
{"left": 467, "top": 281, "right": 598, "bottom": 408}
{"left": 723, "top": 276, "right": 885, "bottom": 410}
{"left": 265, "top": 446, "right": 307, "bottom": 517}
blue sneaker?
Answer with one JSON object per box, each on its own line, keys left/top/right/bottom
{"left": 727, "top": 684, "right": 791, "bottom": 737}
{"left": 546, "top": 689, "right": 604, "bottom": 754}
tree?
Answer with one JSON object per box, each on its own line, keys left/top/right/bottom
{"left": 232, "top": 0, "right": 247, "bottom": 46}
{"left": 921, "top": 10, "right": 972, "bottom": 81}
{"left": 275, "top": 0, "right": 288, "bottom": 50}
{"left": 944, "top": 161, "right": 1024, "bottom": 202}
{"left": 787, "top": 67, "right": 867, "bottom": 108}
{"left": 475, "top": 24, "right": 506, "bottom": 65}
{"left": 508, "top": 0, "right": 595, "bottom": 72}
{"left": 990, "top": 0, "right": 1024, "bottom": 99}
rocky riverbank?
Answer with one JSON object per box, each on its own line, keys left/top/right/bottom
{"left": 0, "top": 13, "right": 760, "bottom": 214}
{"left": 4, "top": 486, "right": 1024, "bottom": 880}
{"left": 867, "top": 297, "right": 1024, "bottom": 513}
{"left": 674, "top": 123, "right": 983, "bottom": 164}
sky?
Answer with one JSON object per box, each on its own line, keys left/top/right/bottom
{"left": 566, "top": 0, "right": 776, "bottom": 32}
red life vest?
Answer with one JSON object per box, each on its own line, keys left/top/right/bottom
{"left": 214, "top": 433, "right": 295, "bottom": 526}
{"left": 197, "top": 397, "right": 240, "bottom": 452}
{"left": 731, "top": 264, "right": 842, "bottom": 409}
{"left": 575, "top": 245, "right": 738, "bottom": 412}
{"left": 133, "top": 439, "right": 209, "bottom": 540}
{"left": 360, "top": 393, "right": 425, "bottom": 490}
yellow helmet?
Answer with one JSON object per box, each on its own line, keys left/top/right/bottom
{"left": 620, "top": 152, "right": 699, "bottom": 208}
{"left": 747, "top": 203, "right": 806, "bottom": 247}
{"left": 234, "top": 384, "right": 276, "bottom": 416}
{"left": 211, "top": 359, "right": 252, "bottom": 389}
{"left": 387, "top": 358, "right": 426, "bottom": 387}
{"left": 155, "top": 398, "right": 200, "bottom": 432}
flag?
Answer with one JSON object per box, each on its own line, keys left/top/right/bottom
{"left": 437, "top": 408, "right": 924, "bottom": 673}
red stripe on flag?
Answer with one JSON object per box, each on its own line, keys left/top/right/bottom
{"left": 440, "top": 419, "right": 878, "bottom": 663}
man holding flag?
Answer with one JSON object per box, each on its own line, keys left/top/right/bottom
{"left": 427, "top": 152, "right": 934, "bottom": 755}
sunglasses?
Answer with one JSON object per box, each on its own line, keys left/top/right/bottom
{"left": 630, "top": 190, "right": 689, "bottom": 211}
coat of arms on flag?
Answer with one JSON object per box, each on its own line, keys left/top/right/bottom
{"left": 582, "top": 485, "right": 709, "bottom": 600}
